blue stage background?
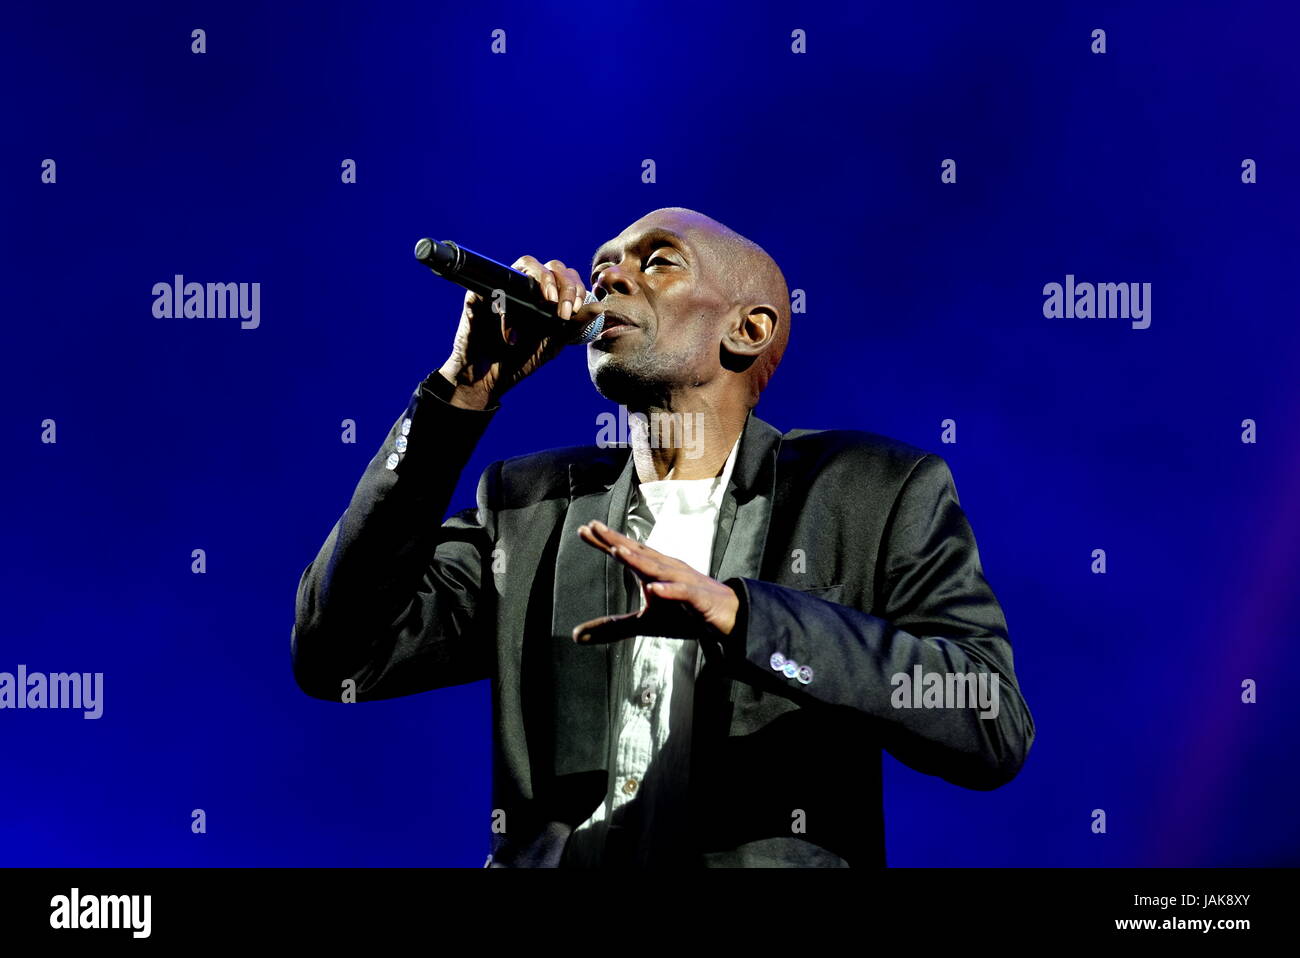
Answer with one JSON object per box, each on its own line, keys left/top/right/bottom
{"left": 2, "top": 0, "right": 1297, "bottom": 866}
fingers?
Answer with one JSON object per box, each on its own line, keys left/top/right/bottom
{"left": 510, "top": 256, "right": 587, "bottom": 322}
{"left": 547, "top": 260, "right": 586, "bottom": 321}
{"left": 576, "top": 521, "right": 681, "bottom": 580}
{"left": 448, "top": 252, "right": 588, "bottom": 391}
{"left": 501, "top": 307, "right": 516, "bottom": 346}
{"left": 569, "top": 523, "right": 734, "bottom": 644}
{"left": 569, "top": 581, "right": 718, "bottom": 645}
{"left": 572, "top": 612, "right": 644, "bottom": 645}
{"left": 645, "top": 580, "right": 691, "bottom": 600}
{"left": 577, "top": 521, "right": 645, "bottom": 562}
{"left": 577, "top": 519, "right": 636, "bottom": 552}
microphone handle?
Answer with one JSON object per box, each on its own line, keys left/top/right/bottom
{"left": 414, "top": 238, "right": 539, "bottom": 308}
{"left": 414, "top": 237, "right": 603, "bottom": 343}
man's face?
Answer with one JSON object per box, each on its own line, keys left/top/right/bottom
{"left": 585, "top": 210, "right": 733, "bottom": 408}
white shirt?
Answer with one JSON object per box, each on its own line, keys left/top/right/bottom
{"left": 563, "top": 436, "right": 741, "bottom": 867}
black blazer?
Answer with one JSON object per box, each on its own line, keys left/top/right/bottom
{"left": 291, "top": 372, "right": 1035, "bottom": 867}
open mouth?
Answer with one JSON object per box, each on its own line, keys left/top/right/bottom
{"left": 600, "top": 311, "right": 636, "bottom": 330}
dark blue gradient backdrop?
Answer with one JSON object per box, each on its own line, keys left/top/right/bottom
{"left": 2, "top": 1, "right": 1297, "bottom": 867}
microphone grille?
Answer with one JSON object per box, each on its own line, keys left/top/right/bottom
{"left": 572, "top": 287, "right": 605, "bottom": 344}
{"left": 574, "top": 314, "right": 605, "bottom": 344}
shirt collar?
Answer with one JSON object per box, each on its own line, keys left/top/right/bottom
{"left": 633, "top": 434, "right": 742, "bottom": 518}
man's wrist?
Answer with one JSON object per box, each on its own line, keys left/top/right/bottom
{"left": 424, "top": 368, "right": 457, "bottom": 401}
{"left": 432, "top": 364, "right": 499, "bottom": 411}
{"left": 721, "top": 580, "right": 748, "bottom": 663}
{"left": 721, "top": 586, "right": 740, "bottom": 636}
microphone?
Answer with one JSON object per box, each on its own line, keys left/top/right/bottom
{"left": 414, "top": 237, "right": 605, "bottom": 344}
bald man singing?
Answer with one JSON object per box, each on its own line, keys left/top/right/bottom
{"left": 291, "top": 207, "right": 1035, "bottom": 868}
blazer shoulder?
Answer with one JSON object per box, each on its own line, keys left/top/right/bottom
{"left": 779, "top": 424, "right": 940, "bottom": 484}
{"left": 494, "top": 442, "right": 624, "bottom": 506}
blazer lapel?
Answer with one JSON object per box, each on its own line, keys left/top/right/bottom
{"left": 709, "top": 409, "right": 782, "bottom": 585}
{"left": 546, "top": 408, "right": 784, "bottom": 781}
{"left": 704, "top": 409, "right": 783, "bottom": 705}
{"left": 549, "top": 446, "right": 636, "bottom": 780}
{"left": 684, "top": 408, "right": 783, "bottom": 851}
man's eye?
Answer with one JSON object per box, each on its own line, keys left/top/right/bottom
{"left": 589, "top": 256, "right": 675, "bottom": 284}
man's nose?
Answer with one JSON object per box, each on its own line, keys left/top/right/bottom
{"left": 592, "top": 265, "right": 637, "bottom": 301}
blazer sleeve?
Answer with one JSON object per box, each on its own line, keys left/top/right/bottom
{"left": 291, "top": 372, "right": 502, "bottom": 702}
{"left": 722, "top": 453, "right": 1035, "bottom": 790}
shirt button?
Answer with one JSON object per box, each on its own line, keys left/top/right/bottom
{"left": 384, "top": 453, "right": 400, "bottom": 470}
{"left": 623, "top": 778, "right": 638, "bottom": 795}
{"left": 782, "top": 661, "right": 800, "bottom": 679}
{"left": 796, "top": 664, "right": 814, "bottom": 685}
{"left": 401, "top": 418, "right": 412, "bottom": 436}
{"left": 637, "top": 686, "right": 656, "bottom": 707}
{"left": 770, "top": 652, "right": 786, "bottom": 671}
{"left": 395, "top": 435, "right": 409, "bottom": 453}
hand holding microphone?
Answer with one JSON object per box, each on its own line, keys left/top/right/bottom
{"left": 416, "top": 238, "right": 605, "bottom": 410}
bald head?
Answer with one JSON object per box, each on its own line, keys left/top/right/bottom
{"left": 670, "top": 209, "right": 791, "bottom": 399}
{"left": 588, "top": 207, "right": 789, "bottom": 409}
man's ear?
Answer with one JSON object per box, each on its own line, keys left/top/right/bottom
{"left": 722, "top": 304, "right": 778, "bottom": 358}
